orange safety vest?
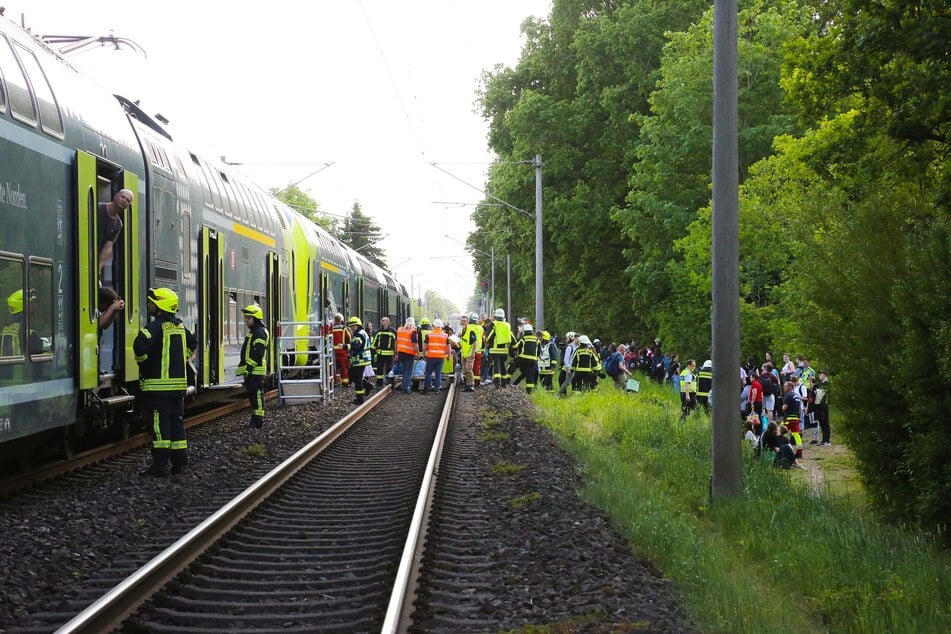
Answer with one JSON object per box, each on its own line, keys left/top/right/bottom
{"left": 396, "top": 326, "right": 417, "bottom": 356}
{"left": 425, "top": 329, "right": 449, "bottom": 359}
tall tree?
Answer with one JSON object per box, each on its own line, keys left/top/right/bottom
{"left": 341, "top": 201, "right": 387, "bottom": 268}
{"left": 475, "top": 0, "right": 707, "bottom": 341}
{"left": 616, "top": 0, "right": 813, "bottom": 354}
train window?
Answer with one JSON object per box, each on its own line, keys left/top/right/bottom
{"left": 239, "top": 184, "right": 261, "bottom": 230}
{"left": 11, "top": 43, "right": 64, "bottom": 137}
{"left": 199, "top": 160, "right": 223, "bottom": 213}
{"left": 208, "top": 168, "right": 230, "bottom": 217}
{"left": 0, "top": 62, "right": 6, "bottom": 112}
{"left": 226, "top": 290, "right": 238, "bottom": 344}
{"left": 0, "top": 255, "right": 25, "bottom": 366}
{"left": 182, "top": 212, "right": 192, "bottom": 278}
{"left": 28, "top": 260, "right": 53, "bottom": 357}
{"left": 189, "top": 153, "right": 214, "bottom": 210}
{"left": 0, "top": 35, "right": 37, "bottom": 125}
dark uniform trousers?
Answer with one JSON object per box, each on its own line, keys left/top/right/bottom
{"left": 148, "top": 392, "right": 187, "bottom": 468}
{"left": 374, "top": 353, "right": 394, "bottom": 386}
{"left": 245, "top": 375, "right": 265, "bottom": 426}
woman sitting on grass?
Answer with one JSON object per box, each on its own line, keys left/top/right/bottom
{"left": 762, "top": 421, "right": 806, "bottom": 470}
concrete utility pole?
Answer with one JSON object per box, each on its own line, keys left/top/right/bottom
{"left": 534, "top": 154, "right": 544, "bottom": 331}
{"left": 490, "top": 245, "right": 495, "bottom": 316}
{"left": 711, "top": 0, "right": 743, "bottom": 499}
{"left": 506, "top": 255, "right": 512, "bottom": 330}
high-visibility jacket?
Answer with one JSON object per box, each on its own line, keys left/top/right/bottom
{"left": 348, "top": 327, "right": 372, "bottom": 365}
{"left": 680, "top": 368, "right": 696, "bottom": 394}
{"left": 133, "top": 313, "right": 197, "bottom": 392}
{"left": 516, "top": 334, "right": 539, "bottom": 360}
{"left": 425, "top": 328, "right": 449, "bottom": 359}
{"left": 373, "top": 327, "right": 396, "bottom": 357}
{"left": 697, "top": 369, "right": 713, "bottom": 397}
{"left": 332, "top": 323, "right": 350, "bottom": 350}
{"left": 571, "top": 347, "right": 598, "bottom": 373}
{"left": 486, "top": 319, "right": 511, "bottom": 353}
{"left": 396, "top": 326, "right": 417, "bottom": 356}
{"left": 459, "top": 325, "right": 478, "bottom": 357}
{"left": 471, "top": 323, "right": 484, "bottom": 353}
{"left": 237, "top": 322, "right": 270, "bottom": 376}
{"left": 417, "top": 326, "right": 432, "bottom": 358}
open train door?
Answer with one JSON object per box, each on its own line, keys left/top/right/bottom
{"left": 266, "top": 251, "right": 279, "bottom": 377}
{"left": 199, "top": 226, "right": 224, "bottom": 385}
{"left": 75, "top": 151, "right": 141, "bottom": 389}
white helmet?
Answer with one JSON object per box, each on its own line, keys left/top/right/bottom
{"left": 566, "top": 331, "right": 576, "bottom": 339}
{"left": 469, "top": 312, "right": 479, "bottom": 321}
{"left": 494, "top": 308, "right": 505, "bottom": 319}
{"left": 579, "top": 335, "right": 592, "bottom": 345}
{"left": 433, "top": 318, "right": 444, "bottom": 328}
{"left": 522, "top": 323, "right": 534, "bottom": 333}
{"left": 702, "top": 360, "right": 712, "bottom": 368}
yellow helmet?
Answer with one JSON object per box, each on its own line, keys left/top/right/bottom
{"left": 347, "top": 316, "right": 362, "bottom": 327}
{"left": 242, "top": 304, "right": 264, "bottom": 321}
{"left": 541, "top": 330, "right": 551, "bottom": 341}
{"left": 7, "top": 289, "right": 36, "bottom": 314}
{"left": 147, "top": 287, "right": 179, "bottom": 313}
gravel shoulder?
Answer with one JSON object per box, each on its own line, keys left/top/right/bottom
{"left": 0, "top": 387, "right": 692, "bottom": 632}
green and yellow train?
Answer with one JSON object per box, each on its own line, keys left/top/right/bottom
{"left": 0, "top": 15, "right": 410, "bottom": 464}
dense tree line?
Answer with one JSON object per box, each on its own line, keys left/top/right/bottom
{"left": 472, "top": 0, "right": 950, "bottom": 538}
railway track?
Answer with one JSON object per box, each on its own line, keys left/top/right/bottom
{"left": 45, "top": 384, "right": 454, "bottom": 633}
{"left": 0, "top": 392, "right": 276, "bottom": 498}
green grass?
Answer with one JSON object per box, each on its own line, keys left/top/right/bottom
{"left": 243, "top": 443, "right": 267, "bottom": 457}
{"left": 532, "top": 377, "right": 951, "bottom": 633}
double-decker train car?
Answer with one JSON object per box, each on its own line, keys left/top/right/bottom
{"left": 0, "top": 15, "right": 410, "bottom": 465}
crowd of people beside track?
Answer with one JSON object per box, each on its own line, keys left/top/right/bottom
{"left": 330, "top": 308, "right": 831, "bottom": 470}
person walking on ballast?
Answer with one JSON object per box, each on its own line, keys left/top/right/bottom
{"left": 238, "top": 304, "right": 269, "bottom": 428}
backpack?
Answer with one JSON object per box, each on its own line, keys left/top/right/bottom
{"left": 604, "top": 353, "right": 621, "bottom": 377}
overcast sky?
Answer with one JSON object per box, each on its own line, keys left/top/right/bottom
{"left": 11, "top": 0, "right": 551, "bottom": 312}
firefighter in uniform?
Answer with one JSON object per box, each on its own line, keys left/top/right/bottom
{"left": 457, "top": 314, "right": 479, "bottom": 392}
{"left": 512, "top": 323, "right": 539, "bottom": 392}
{"left": 134, "top": 288, "right": 197, "bottom": 476}
{"left": 484, "top": 308, "right": 512, "bottom": 387}
{"left": 571, "top": 335, "right": 600, "bottom": 391}
{"left": 332, "top": 313, "right": 351, "bottom": 386}
{"left": 696, "top": 360, "right": 713, "bottom": 413}
{"left": 1, "top": 289, "right": 42, "bottom": 384}
{"left": 237, "top": 304, "right": 270, "bottom": 428}
{"left": 372, "top": 316, "right": 397, "bottom": 387}
{"left": 346, "top": 316, "right": 373, "bottom": 404}
{"left": 537, "top": 331, "right": 558, "bottom": 390}
{"left": 468, "top": 312, "right": 484, "bottom": 388}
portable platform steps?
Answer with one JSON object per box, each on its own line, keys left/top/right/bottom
{"left": 276, "top": 321, "right": 334, "bottom": 406}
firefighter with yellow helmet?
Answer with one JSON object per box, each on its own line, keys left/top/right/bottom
{"left": 237, "top": 304, "right": 270, "bottom": 428}
{"left": 1, "top": 289, "right": 43, "bottom": 384}
{"left": 134, "top": 288, "right": 197, "bottom": 476}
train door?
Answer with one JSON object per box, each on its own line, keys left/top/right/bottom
{"left": 199, "top": 227, "right": 224, "bottom": 385}
{"left": 75, "top": 150, "right": 141, "bottom": 390}
{"left": 342, "top": 279, "right": 351, "bottom": 320}
{"left": 266, "top": 251, "right": 279, "bottom": 375}
{"left": 356, "top": 278, "right": 365, "bottom": 324}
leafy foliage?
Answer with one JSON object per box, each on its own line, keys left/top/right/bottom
{"left": 271, "top": 184, "right": 339, "bottom": 236}
{"left": 473, "top": 0, "right": 951, "bottom": 538}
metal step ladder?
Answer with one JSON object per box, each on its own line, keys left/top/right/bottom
{"left": 276, "top": 321, "right": 334, "bottom": 406}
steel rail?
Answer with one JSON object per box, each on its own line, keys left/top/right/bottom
{"left": 54, "top": 386, "right": 390, "bottom": 634}
{"left": 0, "top": 391, "right": 274, "bottom": 497}
{"left": 381, "top": 381, "right": 456, "bottom": 633}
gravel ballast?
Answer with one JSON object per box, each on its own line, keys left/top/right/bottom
{"left": 0, "top": 386, "right": 691, "bottom": 631}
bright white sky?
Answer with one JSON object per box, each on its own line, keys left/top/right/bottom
{"left": 11, "top": 0, "right": 551, "bottom": 311}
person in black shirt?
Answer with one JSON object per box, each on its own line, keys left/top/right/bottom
{"left": 98, "top": 189, "right": 133, "bottom": 274}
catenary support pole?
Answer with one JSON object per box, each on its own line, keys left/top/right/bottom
{"left": 534, "top": 154, "right": 544, "bottom": 330}
{"left": 506, "top": 255, "right": 512, "bottom": 331}
{"left": 490, "top": 245, "right": 495, "bottom": 317}
{"left": 711, "top": 0, "right": 743, "bottom": 498}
